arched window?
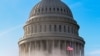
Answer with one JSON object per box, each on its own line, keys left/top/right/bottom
{"left": 68, "top": 26, "right": 70, "bottom": 33}
{"left": 42, "top": 8, "right": 44, "bottom": 11}
{"left": 45, "top": 8, "right": 47, "bottom": 11}
{"left": 59, "top": 25, "right": 61, "bottom": 32}
{"left": 49, "top": 25, "right": 51, "bottom": 31}
{"left": 49, "top": 8, "right": 51, "bottom": 11}
{"left": 61, "top": 8, "right": 62, "bottom": 12}
{"left": 53, "top": 8, "right": 55, "bottom": 11}
{"left": 54, "top": 25, "right": 57, "bottom": 32}
{"left": 57, "top": 8, "right": 59, "bottom": 11}
{"left": 38, "top": 9, "right": 40, "bottom": 12}
{"left": 64, "top": 9, "right": 65, "bottom": 12}
{"left": 64, "top": 25, "right": 66, "bottom": 32}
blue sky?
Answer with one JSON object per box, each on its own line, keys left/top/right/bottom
{"left": 0, "top": 0, "right": 100, "bottom": 56}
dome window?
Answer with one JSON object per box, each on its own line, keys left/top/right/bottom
{"left": 61, "top": 8, "right": 62, "bottom": 12}
{"left": 57, "top": 8, "right": 59, "bottom": 11}
{"left": 38, "top": 9, "right": 40, "bottom": 12}
{"left": 53, "top": 8, "right": 55, "bottom": 11}
{"left": 49, "top": 8, "right": 51, "bottom": 11}
{"left": 64, "top": 9, "right": 65, "bottom": 12}
{"left": 64, "top": 25, "right": 66, "bottom": 32}
{"left": 59, "top": 25, "right": 61, "bottom": 32}
{"left": 45, "top": 8, "right": 47, "bottom": 11}
{"left": 54, "top": 25, "right": 57, "bottom": 32}
{"left": 42, "top": 8, "right": 44, "bottom": 12}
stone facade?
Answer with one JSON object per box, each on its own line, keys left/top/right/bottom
{"left": 18, "top": 0, "right": 85, "bottom": 56}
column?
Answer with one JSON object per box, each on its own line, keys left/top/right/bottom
{"left": 58, "top": 40, "right": 61, "bottom": 56}
{"left": 58, "top": 40, "right": 60, "bottom": 49}
{"left": 23, "top": 44, "right": 26, "bottom": 56}
{"left": 31, "top": 41, "right": 35, "bottom": 56}
{"left": 69, "top": 41, "right": 73, "bottom": 56}
{"left": 79, "top": 43, "right": 81, "bottom": 56}
{"left": 78, "top": 43, "right": 81, "bottom": 56}
{"left": 47, "top": 24, "right": 49, "bottom": 32}
{"left": 43, "top": 24, "right": 46, "bottom": 32}
{"left": 72, "top": 41, "right": 75, "bottom": 56}
{"left": 82, "top": 45, "right": 84, "bottom": 56}
{"left": 56, "top": 24, "right": 59, "bottom": 32}
{"left": 72, "top": 41, "right": 74, "bottom": 56}
{"left": 81, "top": 44, "right": 83, "bottom": 56}
{"left": 80, "top": 44, "right": 82, "bottom": 56}
{"left": 28, "top": 42, "right": 31, "bottom": 56}
{"left": 75, "top": 42, "right": 77, "bottom": 56}
{"left": 44, "top": 24, "right": 46, "bottom": 32}
{"left": 77, "top": 43, "right": 79, "bottom": 56}
{"left": 29, "top": 25, "right": 32, "bottom": 34}
{"left": 64, "top": 40, "right": 67, "bottom": 56}
{"left": 25, "top": 43, "right": 28, "bottom": 56}
{"left": 27, "top": 26, "right": 29, "bottom": 34}
{"left": 21, "top": 45, "right": 24, "bottom": 56}
{"left": 26, "top": 26, "right": 28, "bottom": 35}
{"left": 35, "top": 24, "right": 37, "bottom": 33}
{"left": 19, "top": 45, "right": 21, "bottom": 56}
{"left": 52, "top": 40, "right": 54, "bottom": 53}
{"left": 40, "top": 40, "right": 43, "bottom": 50}
{"left": 51, "top": 24, "right": 54, "bottom": 32}
{"left": 66, "top": 25, "right": 68, "bottom": 34}
{"left": 33, "top": 24, "right": 35, "bottom": 33}
{"left": 69, "top": 41, "right": 71, "bottom": 56}
{"left": 46, "top": 40, "right": 49, "bottom": 55}
{"left": 34, "top": 41, "right": 37, "bottom": 56}
{"left": 24, "top": 27, "right": 26, "bottom": 36}
{"left": 62, "top": 25, "right": 64, "bottom": 32}
{"left": 46, "top": 40, "right": 48, "bottom": 51}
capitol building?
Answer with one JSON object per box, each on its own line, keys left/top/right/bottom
{"left": 18, "top": 0, "right": 85, "bottom": 56}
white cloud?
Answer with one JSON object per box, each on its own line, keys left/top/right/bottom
{"left": 0, "top": 24, "right": 23, "bottom": 37}
{"left": 86, "top": 50, "right": 100, "bottom": 56}
{"left": 89, "top": 50, "right": 100, "bottom": 55}
{"left": 0, "top": 24, "right": 23, "bottom": 56}
{"left": 0, "top": 47, "right": 18, "bottom": 56}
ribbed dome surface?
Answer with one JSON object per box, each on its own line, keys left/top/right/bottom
{"left": 30, "top": 0, "right": 73, "bottom": 18}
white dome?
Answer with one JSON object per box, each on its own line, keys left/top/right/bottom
{"left": 30, "top": 0, "right": 73, "bottom": 18}
{"left": 18, "top": 1, "right": 85, "bottom": 56}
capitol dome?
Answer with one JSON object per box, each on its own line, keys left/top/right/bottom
{"left": 18, "top": 0, "right": 85, "bottom": 56}
{"left": 30, "top": 0, "right": 73, "bottom": 18}
{"left": 19, "top": 0, "right": 85, "bottom": 43}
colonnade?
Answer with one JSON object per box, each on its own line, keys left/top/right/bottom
{"left": 19, "top": 40, "right": 84, "bottom": 56}
{"left": 24, "top": 23, "right": 78, "bottom": 36}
